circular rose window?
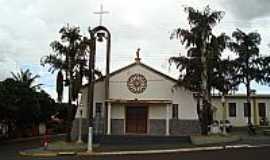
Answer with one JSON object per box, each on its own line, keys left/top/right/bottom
{"left": 127, "top": 73, "right": 147, "bottom": 94}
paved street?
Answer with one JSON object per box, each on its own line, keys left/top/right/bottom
{"left": 1, "top": 139, "right": 270, "bottom": 160}
{"left": 0, "top": 136, "right": 64, "bottom": 160}
{"left": 0, "top": 138, "right": 41, "bottom": 160}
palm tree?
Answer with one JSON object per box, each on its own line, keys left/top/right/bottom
{"left": 169, "top": 6, "right": 226, "bottom": 135}
{"left": 41, "top": 25, "right": 102, "bottom": 102}
{"left": 41, "top": 24, "right": 82, "bottom": 142}
{"left": 229, "top": 29, "right": 266, "bottom": 130}
{"left": 11, "top": 69, "right": 42, "bottom": 90}
{"left": 41, "top": 24, "right": 102, "bottom": 142}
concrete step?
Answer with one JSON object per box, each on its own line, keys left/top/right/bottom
{"left": 94, "top": 135, "right": 190, "bottom": 145}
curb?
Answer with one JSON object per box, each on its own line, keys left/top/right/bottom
{"left": 19, "top": 151, "right": 58, "bottom": 157}
{"left": 19, "top": 144, "right": 270, "bottom": 157}
{"left": 19, "top": 151, "right": 77, "bottom": 157}
{"left": 78, "top": 144, "right": 270, "bottom": 156}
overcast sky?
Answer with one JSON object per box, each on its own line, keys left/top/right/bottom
{"left": 1, "top": 0, "right": 270, "bottom": 100}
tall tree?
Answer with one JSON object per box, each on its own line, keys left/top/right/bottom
{"left": 41, "top": 24, "right": 102, "bottom": 141}
{"left": 11, "top": 69, "right": 42, "bottom": 90}
{"left": 41, "top": 24, "right": 82, "bottom": 141}
{"left": 0, "top": 77, "right": 55, "bottom": 137}
{"left": 229, "top": 29, "right": 267, "bottom": 129}
{"left": 169, "top": 6, "right": 226, "bottom": 135}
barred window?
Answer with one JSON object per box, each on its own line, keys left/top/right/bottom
{"left": 228, "top": 103, "right": 236, "bottom": 117}
{"left": 172, "top": 104, "right": 179, "bottom": 119}
{"left": 258, "top": 103, "right": 266, "bottom": 117}
{"left": 96, "top": 103, "right": 102, "bottom": 115}
{"left": 244, "top": 103, "right": 251, "bottom": 117}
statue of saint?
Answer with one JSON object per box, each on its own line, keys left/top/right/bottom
{"left": 136, "top": 48, "right": 140, "bottom": 59}
{"left": 135, "top": 48, "right": 141, "bottom": 63}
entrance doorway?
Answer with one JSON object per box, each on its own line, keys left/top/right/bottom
{"left": 126, "top": 106, "right": 148, "bottom": 134}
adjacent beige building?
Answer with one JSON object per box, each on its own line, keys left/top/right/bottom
{"left": 212, "top": 94, "right": 270, "bottom": 127}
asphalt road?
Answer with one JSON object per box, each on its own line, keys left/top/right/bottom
{"left": 0, "top": 138, "right": 42, "bottom": 160}
{"left": 1, "top": 138, "right": 270, "bottom": 160}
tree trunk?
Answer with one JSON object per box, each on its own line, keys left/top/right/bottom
{"left": 200, "top": 32, "right": 210, "bottom": 135}
{"left": 207, "top": 84, "right": 213, "bottom": 124}
{"left": 246, "top": 81, "right": 251, "bottom": 125}
{"left": 196, "top": 96, "right": 202, "bottom": 122}
{"left": 66, "top": 56, "right": 73, "bottom": 142}
{"left": 196, "top": 96, "right": 206, "bottom": 134}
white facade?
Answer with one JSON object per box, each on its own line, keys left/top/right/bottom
{"left": 75, "top": 60, "right": 200, "bottom": 136}
{"left": 212, "top": 95, "right": 270, "bottom": 127}
{"left": 107, "top": 64, "right": 198, "bottom": 119}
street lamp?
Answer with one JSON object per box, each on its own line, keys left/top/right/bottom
{"left": 87, "top": 26, "right": 111, "bottom": 152}
{"left": 221, "top": 95, "right": 227, "bottom": 135}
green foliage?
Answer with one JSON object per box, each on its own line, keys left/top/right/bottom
{"left": 228, "top": 29, "right": 270, "bottom": 125}
{"left": 0, "top": 75, "right": 56, "bottom": 129}
{"left": 169, "top": 6, "right": 230, "bottom": 93}
{"left": 170, "top": 6, "right": 235, "bottom": 135}
{"left": 41, "top": 24, "right": 102, "bottom": 103}
{"left": 40, "top": 24, "right": 103, "bottom": 141}
{"left": 229, "top": 29, "right": 265, "bottom": 86}
{"left": 11, "top": 69, "right": 42, "bottom": 90}
{"left": 170, "top": 6, "right": 270, "bottom": 131}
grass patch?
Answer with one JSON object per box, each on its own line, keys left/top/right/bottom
{"left": 191, "top": 134, "right": 240, "bottom": 145}
{"left": 47, "top": 140, "right": 87, "bottom": 151}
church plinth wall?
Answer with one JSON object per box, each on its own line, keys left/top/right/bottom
{"left": 149, "top": 119, "right": 166, "bottom": 135}
{"left": 111, "top": 119, "right": 125, "bottom": 135}
{"left": 170, "top": 119, "right": 201, "bottom": 136}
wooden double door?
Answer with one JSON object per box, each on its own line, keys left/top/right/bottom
{"left": 126, "top": 106, "right": 148, "bottom": 134}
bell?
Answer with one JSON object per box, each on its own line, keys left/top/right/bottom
{"left": 97, "top": 32, "right": 105, "bottom": 42}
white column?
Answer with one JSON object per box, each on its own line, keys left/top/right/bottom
{"left": 166, "top": 104, "right": 170, "bottom": 136}
{"left": 107, "top": 103, "right": 111, "bottom": 135}
{"left": 77, "top": 109, "right": 83, "bottom": 144}
{"left": 87, "top": 127, "right": 93, "bottom": 152}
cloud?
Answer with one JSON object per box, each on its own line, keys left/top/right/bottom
{"left": 0, "top": 56, "right": 18, "bottom": 81}
{"left": 0, "top": 0, "right": 270, "bottom": 99}
{"left": 220, "top": 0, "right": 270, "bottom": 20}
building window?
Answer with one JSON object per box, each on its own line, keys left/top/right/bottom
{"left": 258, "top": 103, "right": 266, "bottom": 117}
{"left": 96, "top": 103, "right": 102, "bottom": 116}
{"left": 244, "top": 103, "right": 251, "bottom": 117}
{"left": 228, "top": 103, "right": 236, "bottom": 117}
{"left": 172, "top": 104, "right": 178, "bottom": 119}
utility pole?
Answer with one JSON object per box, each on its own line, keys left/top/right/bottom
{"left": 87, "top": 26, "right": 111, "bottom": 151}
{"left": 87, "top": 35, "right": 96, "bottom": 152}
{"left": 87, "top": 4, "right": 111, "bottom": 152}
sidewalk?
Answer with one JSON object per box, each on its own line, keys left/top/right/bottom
{"left": 17, "top": 129, "right": 270, "bottom": 158}
{"left": 19, "top": 142, "right": 270, "bottom": 157}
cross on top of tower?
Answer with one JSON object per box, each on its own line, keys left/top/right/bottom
{"left": 93, "top": 4, "right": 109, "bottom": 26}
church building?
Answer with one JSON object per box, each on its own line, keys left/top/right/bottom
{"left": 71, "top": 52, "right": 201, "bottom": 139}
{"left": 71, "top": 51, "right": 270, "bottom": 141}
